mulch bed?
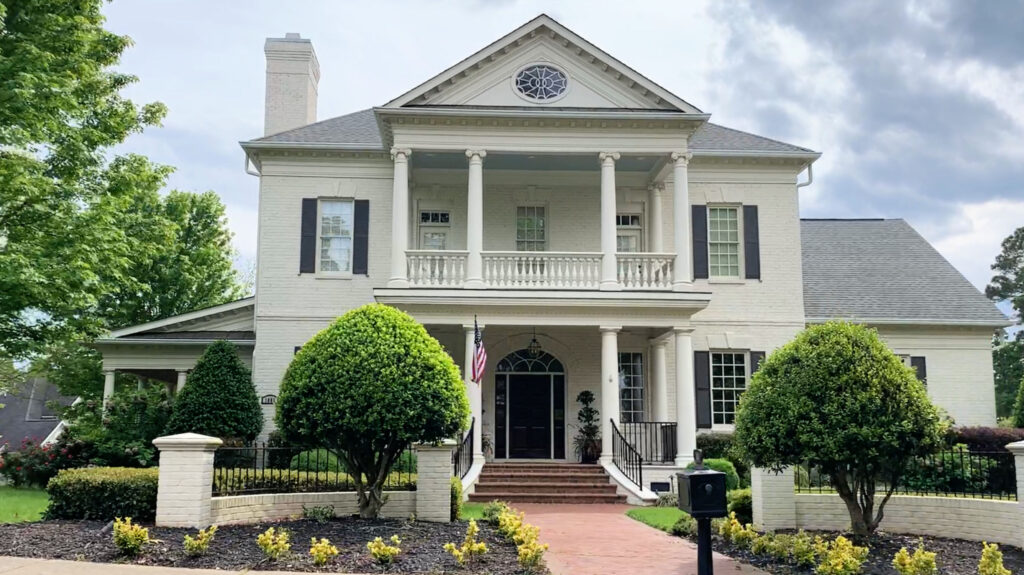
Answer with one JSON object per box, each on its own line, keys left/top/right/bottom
{"left": 0, "top": 517, "right": 541, "bottom": 574}
{"left": 712, "top": 531, "right": 1024, "bottom": 575}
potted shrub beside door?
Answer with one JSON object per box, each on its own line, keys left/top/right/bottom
{"left": 573, "top": 390, "right": 601, "bottom": 464}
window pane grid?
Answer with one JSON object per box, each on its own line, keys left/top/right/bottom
{"left": 319, "top": 200, "right": 353, "bottom": 273}
{"left": 711, "top": 352, "right": 747, "bottom": 425}
{"left": 516, "top": 206, "right": 546, "bottom": 251}
{"left": 619, "top": 352, "right": 645, "bottom": 423}
{"left": 708, "top": 207, "right": 740, "bottom": 277}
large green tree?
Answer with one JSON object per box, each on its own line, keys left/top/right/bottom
{"left": 734, "top": 322, "right": 945, "bottom": 538}
{"left": 0, "top": 0, "right": 168, "bottom": 357}
{"left": 994, "top": 336, "right": 1024, "bottom": 420}
{"left": 987, "top": 227, "right": 1024, "bottom": 322}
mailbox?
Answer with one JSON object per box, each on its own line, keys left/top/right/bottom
{"left": 677, "top": 468, "right": 728, "bottom": 519}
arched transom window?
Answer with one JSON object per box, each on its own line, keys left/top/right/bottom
{"left": 496, "top": 349, "right": 564, "bottom": 373}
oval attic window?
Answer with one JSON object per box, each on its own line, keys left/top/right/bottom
{"left": 514, "top": 64, "right": 568, "bottom": 101}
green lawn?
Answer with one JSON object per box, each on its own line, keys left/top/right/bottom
{"left": 626, "top": 506, "right": 685, "bottom": 532}
{"left": 0, "top": 486, "right": 48, "bottom": 523}
{"left": 460, "top": 501, "right": 486, "bottom": 521}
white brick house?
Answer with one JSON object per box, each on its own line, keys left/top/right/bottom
{"left": 95, "top": 15, "right": 1008, "bottom": 497}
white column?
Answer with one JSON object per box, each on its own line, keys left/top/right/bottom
{"left": 388, "top": 147, "right": 411, "bottom": 288}
{"left": 463, "top": 325, "right": 484, "bottom": 461}
{"left": 414, "top": 440, "right": 457, "bottom": 523}
{"left": 599, "top": 152, "right": 621, "bottom": 290}
{"left": 671, "top": 152, "right": 692, "bottom": 290}
{"left": 599, "top": 326, "right": 621, "bottom": 463}
{"left": 102, "top": 369, "right": 115, "bottom": 407}
{"left": 176, "top": 370, "right": 188, "bottom": 394}
{"left": 648, "top": 183, "right": 665, "bottom": 253}
{"left": 674, "top": 327, "right": 697, "bottom": 466}
{"left": 153, "top": 433, "right": 222, "bottom": 527}
{"left": 650, "top": 338, "right": 669, "bottom": 421}
{"left": 465, "top": 150, "right": 486, "bottom": 289}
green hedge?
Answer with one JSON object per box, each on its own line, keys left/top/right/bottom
{"left": 685, "top": 458, "right": 740, "bottom": 491}
{"left": 45, "top": 467, "right": 159, "bottom": 521}
{"left": 213, "top": 468, "right": 416, "bottom": 496}
{"left": 727, "top": 488, "right": 752, "bottom": 525}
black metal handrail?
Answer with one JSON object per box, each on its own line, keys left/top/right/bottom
{"left": 619, "top": 421, "right": 677, "bottom": 464}
{"left": 453, "top": 417, "right": 474, "bottom": 480}
{"left": 611, "top": 418, "right": 643, "bottom": 488}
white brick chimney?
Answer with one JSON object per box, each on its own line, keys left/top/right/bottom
{"left": 264, "top": 33, "right": 320, "bottom": 136}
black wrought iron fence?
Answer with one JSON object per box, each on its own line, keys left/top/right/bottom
{"left": 611, "top": 419, "right": 643, "bottom": 488}
{"left": 619, "top": 421, "right": 677, "bottom": 464}
{"left": 212, "top": 442, "right": 416, "bottom": 496}
{"left": 453, "top": 417, "right": 474, "bottom": 480}
{"left": 795, "top": 447, "right": 1017, "bottom": 500}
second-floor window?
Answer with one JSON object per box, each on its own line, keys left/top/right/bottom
{"left": 616, "top": 213, "right": 643, "bottom": 252}
{"left": 319, "top": 199, "right": 353, "bottom": 273}
{"left": 516, "top": 206, "right": 546, "bottom": 251}
{"left": 708, "top": 206, "right": 741, "bottom": 278}
{"left": 419, "top": 210, "right": 450, "bottom": 250}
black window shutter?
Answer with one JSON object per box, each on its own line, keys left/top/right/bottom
{"left": 743, "top": 205, "right": 761, "bottom": 280}
{"left": 692, "top": 205, "right": 708, "bottom": 279}
{"left": 694, "top": 350, "right": 711, "bottom": 429}
{"left": 910, "top": 356, "right": 927, "bottom": 385}
{"left": 299, "top": 198, "right": 317, "bottom": 273}
{"left": 750, "top": 351, "right": 766, "bottom": 374}
{"left": 353, "top": 200, "right": 369, "bottom": 275}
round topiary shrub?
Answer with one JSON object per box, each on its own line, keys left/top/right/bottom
{"left": 165, "top": 340, "right": 263, "bottom": 441}
{"left": 276, "top": 304, "right": 469, "bottom": 518}
{"left": 685, "top": 458, "right": 740, "bottom": 491}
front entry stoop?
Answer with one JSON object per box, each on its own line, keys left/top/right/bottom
{"left": 468, "top": 462, "right": 627, "bottom": 504}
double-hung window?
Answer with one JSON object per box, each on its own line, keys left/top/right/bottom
{"left": 516, "top": 206, "right": 546, "bottom": 251}
{"left": 616, "top": 214, "right": 643, "bottom": 252}
{"left": 319, "top": 199, "right": 354, "bottom": 273}
{"left": 708, "top": 206, "right": 741, "bottom": 278}
{"left": 711, "top": 351, "right": 747, "bottom": 425}
{"left": 618, "top": 352, "right": 645, "bottom": 423}
{"left": 418, "top": 210, "right": 451, "bottom": 250}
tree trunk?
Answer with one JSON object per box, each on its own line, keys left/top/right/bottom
{"left": 832, "top": 469, "right": 873, "bottom": 540}
{"left": 357, "top": 484, "right": 386, "bottom": 519}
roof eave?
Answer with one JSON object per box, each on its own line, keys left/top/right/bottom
{"left": 240, "top": 140, "right": 386, "bottom": 153}
{"left": 94, "top": 338, "right": 257, "bottom": 346}
{"left": 691, "top": 149, "right": 821, "bottom": 162}
{"left": 805, "top": 316, "right": 1012, "bottom": 328}
{"left": 375, "top": 106, "right": 710, "bottom": 123}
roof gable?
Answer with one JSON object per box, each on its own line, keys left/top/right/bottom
{"left": 106, "top": 298, "right": 255, "bottom": 339}
{"left": 384, "top": 14, "right": 701, "bottom": 113}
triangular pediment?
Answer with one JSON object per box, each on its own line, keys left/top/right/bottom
{"left": 384, "top": 15, "right": 701, "bottom": 113}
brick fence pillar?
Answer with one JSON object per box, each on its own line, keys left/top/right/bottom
{"left": 152, "top": 433, "right": 222, "bottom": 528}
{"left": 750, "top": 466, "right": 796, "bottom": 531}
{"left": 415, "top": 440, "right": 456, "bottom": 523}
{"left": 1005, "top": 441, "right": 1024, "bottom": 548}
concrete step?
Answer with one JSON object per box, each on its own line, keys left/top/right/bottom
{"left": 467, "top": 492, "right": 628, "bottom": 504}
{"left": 483, "top": 464, "right": 606, "bottom": 473}
{"left": 474, "top": 482, "right": 618, "bottom": 494}
{"left": 477, "top": 472, "right": 612, "bottom": 483}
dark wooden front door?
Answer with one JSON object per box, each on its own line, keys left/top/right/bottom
{"left": 508, "top": 374, "right": 551, "bottom": 458}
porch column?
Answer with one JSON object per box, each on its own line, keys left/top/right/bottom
{"left": 599, "top": 326, "right": 621, "bottom": 463}
{"left": 463, "top": 325, "right": 485, "bottom": 461}
{"left": 465, "top": 150, "right": 486, "bottom": 289}
{"left": 388, "top": 147, "right": 411, "bottom": 288}
{"left": 671, "top": 152, "right": 692, "bottom": 290}
{"left": 650, "top": 338, "right": 669, "bottom": 421}
{"left": 674, "top": 327, "right": 697, "bottom": 466}
{"left": 102, "top": 369, "right": 115, "bottom": 407}
{"left": 648, "top": 183, "right": 665, "bottom": 253}
{"left": 175, "top": 370, "right": 188, "bottom": 394}
{"left": 599, "top": 152, "right": 621, "bottom": 290}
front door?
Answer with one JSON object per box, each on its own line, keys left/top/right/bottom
{"left": 508, "top": 374, "right": 551, "bottom": 458}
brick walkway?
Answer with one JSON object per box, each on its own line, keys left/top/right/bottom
{"left": 517, "top": 504, "right": 766, "bottom": 575}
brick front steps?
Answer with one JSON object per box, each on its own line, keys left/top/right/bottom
{"left": 468, "top": 463, "right": 627, "bottom": 504}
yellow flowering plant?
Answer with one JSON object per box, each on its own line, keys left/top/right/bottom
{"left": 183, "top": 525, "right": 217, "bottom": 557}
{"left": 113, "top": 517, "right": 150, "bottom": 557}
{"left": 257, "top": 527, "right": 291, "bottom": 560}
{"left": 813, "top": 535, "right": 869, "bottom": 575}
{"left": 892, "top": 540, "right": 937, "bottom": 575}
{"left": 309, "top": 537, "right": 339, "bottom": 566}
{"left": 367, "top": 535, "right": 402, "bottom": 565}
{"left": 443, "top": 519, "right": 489, "bottom": 566}
{"left": 979, "top": 542, "right": 1011, "bottom": 575}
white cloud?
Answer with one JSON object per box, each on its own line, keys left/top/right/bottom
{"left": 926, "top": 199, "right": 1024, "bottom": 291}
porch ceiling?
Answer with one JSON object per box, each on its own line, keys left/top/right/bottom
{"left": 373, "top": 288, "right": 710, "bottom": 328}
{"left": 412, "top": 151, "right": 660, "bottom": 172}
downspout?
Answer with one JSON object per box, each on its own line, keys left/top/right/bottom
{"left": 796, "top": 164, "right": 813, "bottom": 189}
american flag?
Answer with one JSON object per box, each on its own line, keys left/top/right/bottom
{"left": 471, "top": 317, "right": 487, "bottom": 384}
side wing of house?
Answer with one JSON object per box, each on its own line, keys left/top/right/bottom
{"left": 801, "top": 219, "right": 1010, "bottom": 426}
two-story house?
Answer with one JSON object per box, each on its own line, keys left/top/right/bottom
{"left": 95, "top": 15, "right": 1009, "bottom": 501}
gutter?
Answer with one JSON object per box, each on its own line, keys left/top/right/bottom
{"left": 805, "top": 317, "right": 1012, "bottom": 328}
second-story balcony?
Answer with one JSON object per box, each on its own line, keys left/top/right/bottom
{"left": 406, "top": 250, "right": 675, "bottom": 290}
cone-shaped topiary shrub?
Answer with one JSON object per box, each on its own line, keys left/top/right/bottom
{"left": 276, "top": 304, "right": 469, "bottom": 518}
{"left": 165, "top": 340, "right": 262, "bottom": 441}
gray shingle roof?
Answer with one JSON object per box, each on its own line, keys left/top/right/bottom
{"left": 801, "top": 219, "right": 1009, "bottom": 326}
{"left": 252, "top": 108, "right": 814, "bottom": 154}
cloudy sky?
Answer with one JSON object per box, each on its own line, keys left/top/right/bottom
{"left": 102, "top": 0, "right": 1023, "bottom": 308}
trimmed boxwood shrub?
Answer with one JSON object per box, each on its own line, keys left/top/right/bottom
{"left": 165, "top": 340, "right": 262, "bottom": 441}
{"left": 727, "top": 488, "right": 752, "bottom": 525}
{"left": 45, "top": 467, "right": 159, "bottom": 521}
{"left": 696, "top": 432, "right": 734, "bottom": 459}
{"left": 685, "top": 458, "right": 740, "bottom": 491}
{"left": 450, "top": 476, "right": 463, "bottom": 522}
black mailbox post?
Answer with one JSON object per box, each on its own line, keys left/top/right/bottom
{"left": 677, "top": 449, "right": 728, "bottom": 575}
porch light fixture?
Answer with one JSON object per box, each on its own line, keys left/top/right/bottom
{"left": 527, "top": 328, "right": 543, "bottom": 358}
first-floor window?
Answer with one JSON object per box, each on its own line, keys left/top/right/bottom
{"left": 319, "top": 199, "right": 354, "bottom": 272}
{"left": 711, "top": 351, "right": 747, "bottom": 425}
{"left": 619, "top": 352, "right": 645, "bottom": 423}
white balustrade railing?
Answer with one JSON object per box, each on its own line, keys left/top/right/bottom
{"left": 482, "top": 251, "right": 602, "bottom": 289}
{"left": 616, "top": 253, "right": 674, "bottom": 290}
{"left": 407, "top": 250, "right": 468, "bottom": 287}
